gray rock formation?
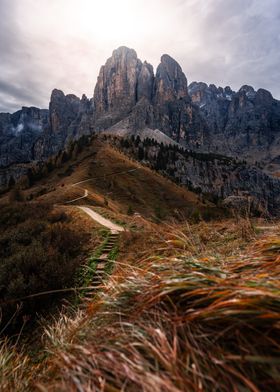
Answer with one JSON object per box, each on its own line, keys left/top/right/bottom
{"left": 0, "top": 107, "right": 48, "bottom": 167}
{"left": 49, "top": 89, "right": 80, "bottom": 133}
{"left": 34, "top": 90, "right": 93, "bottom": 160}
{"left": 151, "top": 54, "right": 206, "bottom": 146}
{"left": 1, "top": 45, "right": 280, "bottom": 213}
{"left": 137, "top": 61, "right": 154, "bottom": 102}
{"left": 111, "top": 136, "right": 280, "bottom": 215}
{"left": 153, "top": 54, "right": 189, "bottom": 105}
{"left": 188, "top": 82, "right": 280, "bottom": 167}
{"left": 93, "top": 47, "right": 154, "bottom": 129}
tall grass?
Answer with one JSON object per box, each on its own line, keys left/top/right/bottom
{"left": 32, "top": 221, "right": 280, "bottom": 391}
{"left": 0, "top": 339, "right": 33, "bottom": 391}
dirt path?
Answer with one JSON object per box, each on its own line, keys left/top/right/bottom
{"left": 77, "top": 206, "right": 124, "bottom": 234}
{"left": 70, "top": 168, "right": 140, "bottom": 187}
{"left": 256, "top": 226, "right": 278, "bottom": 231}
{"left": 77, "top": 206, "right": 124, "bottom": 288}
{"left": 65, "top": 189, "right": 88, "bottom": 204}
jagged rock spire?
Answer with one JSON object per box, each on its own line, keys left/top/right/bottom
{"left": 154, "top": 54, "right": 189, "bottom": 105}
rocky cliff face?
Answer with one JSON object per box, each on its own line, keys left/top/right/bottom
{"left": 1, "top": 46, "right": 280, "bottom": 212}
{"left": 49, "top": 89, "right": 81, "bottom": 134}
{"left": 0, "top": 107, "right": 48, "bottom": 167}
{"left": 93, "top": 47, "right": 154, "bottom": 128}
{"left": 111, "top": 136, "right": 280, "bottom": 215}
{"left": 151, "top": 55, "right": 207, "bottom": 147}
{"left": 153, "top": 54, "right": 189, "bottom": 105}
{"left": 4, "top": 46, "right": 279, "bottom": 170}
{"left": 34, "top": 89, "right": 93, "bottom": 160}
{"left": 94, "top": 48, "right": 207, "bottom": 148}
{"left": 0, "top": 90, "right": 93, "bottom": 166}
{"left": 188, "top": 82, "right": 280, "bottom": 165}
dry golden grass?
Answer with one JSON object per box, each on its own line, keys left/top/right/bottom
{"left": 1, "top": 138, "right": 279, "bottom": 391}
{"left": 13, "top": 219, "right": 276, "bottom": 392}
{"left": 0, "top": 339, "right": 34, "bottom": 392}
{"left": 1, "top": 138, "right": 212, "bottom": 221}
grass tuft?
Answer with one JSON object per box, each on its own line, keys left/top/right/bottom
{"left": 32, "top": 220, "right": 280, "bottom": 391}
{"left": 1, "top": 219, "right": 279, "bottom": 391}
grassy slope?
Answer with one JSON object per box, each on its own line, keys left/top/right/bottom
{"left": 0, "top": 203, "right": 103, "bottom": 331}
{"left": 2, "top": 219, "right": 279, "bottom": 391}
{"left": 1, "top": 138, "right": 280, "bottom": 391}
{"left": 0, "top": 138, "right": 210, "bottom": 221}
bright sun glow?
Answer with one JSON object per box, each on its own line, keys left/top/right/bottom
{"left": 18, "top": 0, "right": 171, "bottom": 48}
{"left": 1, "top": 0, "right": 278, "bottom": 112}
{"left": 77, "top": 0, "right": 148, "bottom": 43}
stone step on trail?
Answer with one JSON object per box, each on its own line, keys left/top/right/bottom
{"left": 72, "top": 207, "right": 123, "bottom": 295}
{"left": 96, "top": 262, "right": 106, "bottom": 270}
{"left": 95, "top": 272, "right": 104, "bottom": 280}
{"left": 99, "top": 254, "right": 109, "bottom": 261}
{"left": 95, "top": 258, "right": 106, "bottom": 263}
{"left": 91, "top": 280, "right": 101, "bottom": 286}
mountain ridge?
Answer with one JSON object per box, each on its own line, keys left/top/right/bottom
{"left": 1, "top": 46, "right": 280, "bottom": 213}
{"left": 1, "top": 46, "right": 279, "bottom": 166}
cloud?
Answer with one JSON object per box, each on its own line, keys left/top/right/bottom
{"left": 175, "top": 0, "right": 280, "bottom": 93}
{"left": 0, "top": 0, "right": 279, "bottom": 113}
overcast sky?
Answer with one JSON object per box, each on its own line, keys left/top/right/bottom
{"left": 0, "top": 0, "right": 279, "bottom": 112}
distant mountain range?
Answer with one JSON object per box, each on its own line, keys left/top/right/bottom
{"left": 1, "top": 46, "right": 280, "bottom": 213}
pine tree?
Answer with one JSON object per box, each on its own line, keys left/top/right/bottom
{"left": 138, "top": 146, "right": 144, "bottom": 160}
{"left": 8, "top": 176, "right": 15, "bottom": 189}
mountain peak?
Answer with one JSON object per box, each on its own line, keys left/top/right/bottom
{"left": 50, "top": 88, "right": 65, "bottom": 100}
{"left": 93, "top": 47, "right": 143, "bottom": 123}
{"left": 154, "top": 54, "right": 189, "bottom": 104}
{"left": 112, "top": 46, "right": 138, "bottom": 59}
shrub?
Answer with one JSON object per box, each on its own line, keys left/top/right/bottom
{"left": 0, "top": 203, "right": 84, "bottom": 333}
{"left": 9, "top": 188, "right": 25, "bottom": 202}
{"left": 37, "top": 223, "right": 280, "bottom": 392}
{"left": 127, "top": 205, "right": 134, "bottom": 215}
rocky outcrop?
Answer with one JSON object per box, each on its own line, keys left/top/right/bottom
{"left": 34, "top": 90, "right": 93, "bottom": 160}
{"left": 93, "top": 47, "right": 154, "bottom": 128}
{"left": 5, "top": 46, "right": 279, "bottom": 169}
{"left": 49, "top": 89, "right": 80, "bottom": 133}
{"left": 111, "top": 136, "right": 280, "bottom": 215}
{"left": 188, "top": 82, "right": 233, "bottom": 135}
{"left": 151, "top": 55, "right": 194, "bottom": 143}
{"left": 95, "top": 50, "right": 206, "bottom": 149}
{"left": 154, "top": 54, "right": 189, "bottom": 105}
{"left": 1, "top": 45, "right": 280, "bottom": 211}
{"left": 137, "top": 61, "right": 154, "bottom": 102}
{"left": 49, "top": 89, "right": 93, "bottom": 136}
{"left": 0, "top": 107, "right": 48, "bottom": 167}
{"left": 225, "top": 87, "right": 280, "bottom": 162}
{"left": 0, "top": 89, "right": 93, "bottom": 187}
{"left": 188, "top": 82, "right": 280, "bottom": 166}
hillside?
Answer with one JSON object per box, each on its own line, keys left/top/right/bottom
{"left": 1, "top": 46, "right": 280, "bottom": 190}
{"left": 0, "top": 44, "right": 280, "bottom": 392}
{"left": 107, "top": 135, "right": 280, "bottom": 215}
{"left": 1, "top": 211, "right": 280, "bottom": 391}
{"left": 1, "top": 131, "right": 280, "bottom": 390}
{"left": 1, "top": 136, "right": 216, "bottom": 221}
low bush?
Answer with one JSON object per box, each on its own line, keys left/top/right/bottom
{"left": 0, "top": 203, "right": 84, "bottom": 333}
{"left": 36, "top": 222, "right": 280, "bottom": 391}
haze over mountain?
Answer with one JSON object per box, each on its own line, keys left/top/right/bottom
{"left": 1, "top": 0, "right": 280, "bottom": 112}
{"left": 1, "top": 46, "right": 280, "bottom": 164}
{"left": 1, "top": 4, "right": 280, "bottom": 388}
{"left": 1, "top": 46, "right": 280, "bottom": 214}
